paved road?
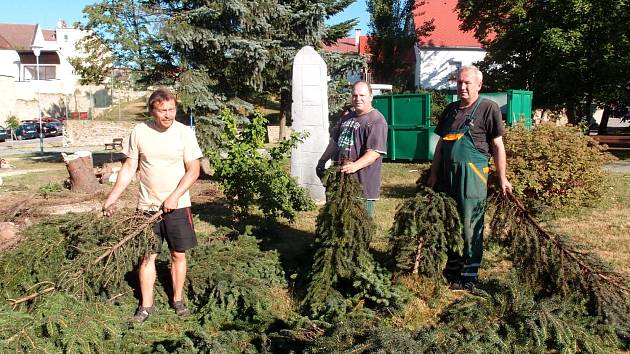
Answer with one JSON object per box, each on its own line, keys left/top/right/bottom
{"left": 0, "top": 139, "right": 103, "bottom": 157}
{"left": 605, "top": 162, "right": 630, "bottom": 173}
{"left": 0, "top": 135, "right": 62, "bottom": 147}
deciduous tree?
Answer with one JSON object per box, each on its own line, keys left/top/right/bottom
{"left": 457, "top": 0, "right": 630, "bottom": 124}
{"left": 367, "top": 0, "right": 434, "bottom": 90}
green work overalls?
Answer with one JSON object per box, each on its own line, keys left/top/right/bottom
{"left": 437, "top": 98, "right": 489, "bottom": 284}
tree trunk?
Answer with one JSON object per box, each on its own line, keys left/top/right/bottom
{"left": 584, "top": 93, "right": 594, "bottom": 126}
{"left": 566, "top": 104, "right": 579, "bottom": 125}
{"left": 279, "top": 110, "right": 287, "bottom": 141}
{"left": 63, "top": 152, "right": 99, "bottom": 194}
{"left": 279, "top": 89, "right": 291, "bottom": 141}
{"left": 412, "top": 238, "right": 424, "bottom": 274}
{"left": 597, "top": 104, "right": 611, "bottom": 135}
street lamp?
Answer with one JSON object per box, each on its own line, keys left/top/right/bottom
{"left": 31, "top": 44, "right": 43, "bottom": 155}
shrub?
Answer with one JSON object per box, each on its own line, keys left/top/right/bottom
{"left": 5, "top": 115, "right": 19, "bottom": 130}
{"left": 502, "top": 123, "right": 615, "bottom": 215}
{"left": 209, "top": 109, "right": 314, "bottom": 221}
{"left": 416, "top": 89, "right": 447, "bottom": 126}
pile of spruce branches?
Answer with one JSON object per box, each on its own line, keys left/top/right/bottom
{"left": 301, "top": 170, "right": 406, "bottom": 321}
{"left": 1, "top": 174, "right": 628, "bottom": 352}
{"left": 0, "top": 213, "right": 295, "bottom": 352}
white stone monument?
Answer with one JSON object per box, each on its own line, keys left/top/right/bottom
{"left": 290, "top": 46, "right": 329, "bottom": 202}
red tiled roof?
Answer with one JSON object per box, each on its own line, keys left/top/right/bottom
{"left": 322, "top": 37, "right": 359, "bottom": 54}
{"left": 0, "top": 34, "right": 11, "bottom": 49}
{"left": 358, "top": 36, "right": 370, "bottom": 55}
{"left": 322, "top": 35, "right": 371, "bottom": 55}
{"left": 413, "top": 0, "right": 483, "bottom": 48}
{"left": 0, "top": 23, "right": 38, "bottom": 50}
{"left": 43, "top": 29, "right": 56, "bottom": 41}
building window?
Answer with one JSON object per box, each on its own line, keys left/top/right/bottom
{"left": 24, "top": 65, "right": 57, "bottom": 80}
{"left": 64, "top": 34, "right": 69, "bottom": 42}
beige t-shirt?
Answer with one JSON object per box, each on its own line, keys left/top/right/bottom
{"left": 124, "top": 120, "right": 203, "bottom": 211}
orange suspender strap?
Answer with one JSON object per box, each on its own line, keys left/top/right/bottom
{"left": 443, "top": 133, "right": 465, "bottom": 141}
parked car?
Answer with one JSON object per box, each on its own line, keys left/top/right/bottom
{"left": 49, "top": 120, "right": 64, "bottom": 136}
{"left": 37, "top": 122, "right": 58, "bottom": 137}
{"left": 15, "top": 123, "right": 38, "bottom": 140}
{"left": 0, "top": 125, "right": 9, "bottom": 142}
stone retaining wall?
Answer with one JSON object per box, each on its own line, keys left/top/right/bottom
{"left": 65, "top": 120, "right": 138, "bottom": 147}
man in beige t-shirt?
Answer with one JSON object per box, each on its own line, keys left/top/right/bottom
{"left": 103, "top": 88, "right": 203, "bottom": 322}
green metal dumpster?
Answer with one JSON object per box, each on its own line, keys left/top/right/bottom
{"left": 506, "top": 90, "right": 533, "bottom": 128}
{"left": 447, "top": 90, "right": 533, "bottom": 128}
{"left": 372, "top": 93, "right": 436, "bottom": 161}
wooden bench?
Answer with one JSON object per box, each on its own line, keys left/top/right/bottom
{"left": 591, "top": 135, "right": 630, "bottom": 150}
{"left": 104, "top": 138, "right": 124, "bottom": 151}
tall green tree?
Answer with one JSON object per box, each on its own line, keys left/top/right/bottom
{"left": 68, "top": 34, "right": 116, "bottom": 120}
{"left": 68, "top": 35, "right": 114, "bottom": 85}
{"left": 367, "top": 0, "right": 434, "bottom": 91}
{"left": 457, "top": 0, "right": 630, "bottom": 124}
{"left": 152, "top": 0, "right": 363, "bottom": 144}
{"left": 82, "top": 0, "right": 177, "bottom": 83}
{"left": 81, "top": 1, "right": 364, "bottom": 140}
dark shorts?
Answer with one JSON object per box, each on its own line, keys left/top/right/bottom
{"left": 150, "top": 207, "right": 197, "bottom": 252}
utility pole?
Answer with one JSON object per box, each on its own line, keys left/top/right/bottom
{"left": 31, "top": 44, "right": 44, "bottom": 155}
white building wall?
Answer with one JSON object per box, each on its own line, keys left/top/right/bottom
{"left": 415, "top": 46, "right": 486, "bottom": 90}
{"left": 54, "top": 26, "right": 88, "bottom": 87}
{"left": 0, "top": 50, "right": 20, "bottom": 79}
{"left": 3, "top": 25, "right": 106, "bottom": 121}
{"left": 0, "top": 75, "right": 17, "bottom": 124}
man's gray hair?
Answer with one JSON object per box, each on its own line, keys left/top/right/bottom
{"left": 459, "top": 65, "right": 483, "bottom": 82}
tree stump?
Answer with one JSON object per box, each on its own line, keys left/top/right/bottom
{"left": 62, "top": 152, "right": 100, "bottom": 194}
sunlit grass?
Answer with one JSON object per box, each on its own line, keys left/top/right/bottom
{"left": 549, "top": 172, "right": 630, "bottom": 276}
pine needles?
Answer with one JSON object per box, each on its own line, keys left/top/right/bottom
{"left": 489, "top": 192, "right": 630, "bottom": 344}
{"left": 389, "top": 186, "right": 463, "bottom": 276}
{"left": 186, "top": 233, "right": 288, "bottom": 330}
{"left": 303, "top": 275, "right": 618, "bottom": 353}
{"left": 57, "top": 210, "right": 162, "bottom": 300}
{"left": 417, "top": 274, "right": 619, "bottom": 353}
{"left": 0, "top": 220, "right": 295, "bottom": 352}
{"left": 302, "top": 171, "right": 405, "bottom": 320}
{"left": 1, "top": 210, "right": 161, "bottom": 306}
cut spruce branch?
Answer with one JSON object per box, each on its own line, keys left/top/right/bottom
{"left": 389, "top": 186, "right": 463, "bottom": 277}
{"left": 94, "top": 210, "right": 163, "bottom": 264}
{"left": 7, "top": 282, "right": 56, "bottom": 308}
{"left": 302, "top": 170, "right": 404, "bottom": 320}
{"left": 5, "top": 210, "right": 163, "bottom": 306}
{"left": 489, "top": 191, "right": 630, "bottom": 333}
{"left": 506, "top": 192, "right": 629, "bottom": 294}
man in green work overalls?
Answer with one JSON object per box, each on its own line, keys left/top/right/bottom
{"left": 427, "top": 65, "right": 512, "bottom": 291}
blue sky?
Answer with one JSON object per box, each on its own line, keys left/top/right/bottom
{"left": 0, "top": 0, "right": 92, "bottom": 29}
{"left": 327, "top": 0, "right": 370, "bottom": 34}
{"left": 0, "top": 0, "right": 369, "bottom": 34}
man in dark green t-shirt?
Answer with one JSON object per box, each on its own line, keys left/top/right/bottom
{"left": 317, "top": 80, "right": 388, "bottom": 217}
{"left": 427, "top": 66, "right": 512, "bottom": 291}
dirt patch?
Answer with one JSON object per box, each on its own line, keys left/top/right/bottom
{"left": 0, "top": 222, "right": 19, "bottom": 251}
{"left": 0, "top": 179, "right": 225, "bottom": 254}
{"left": 39, "top": 201, "right": 102, "bottom": 215}
{"left": 0, "top": 168, "right": 53, "bottom": 178}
